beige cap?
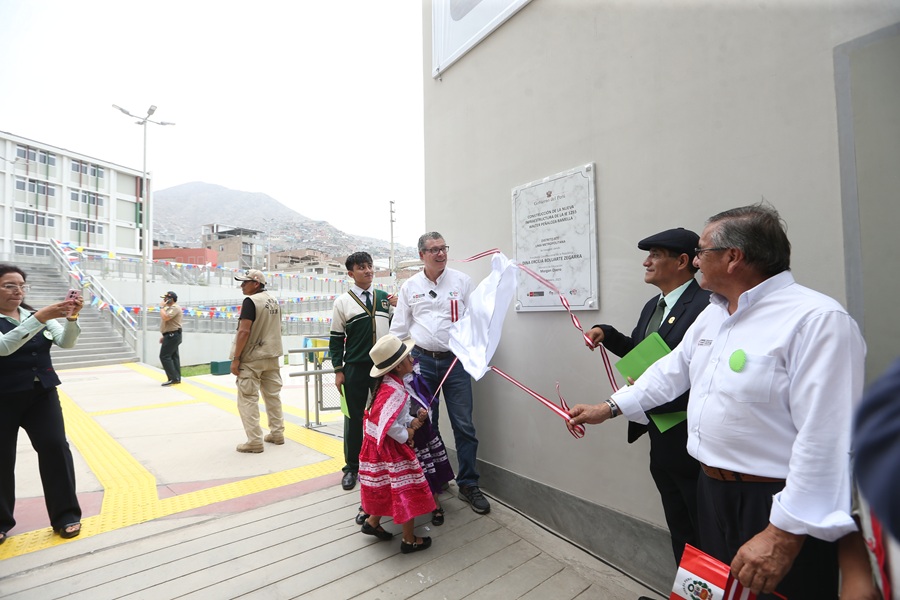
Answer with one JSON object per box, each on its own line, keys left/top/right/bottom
{"left": 234, "top": 269, "right": 266, "bottom": 285}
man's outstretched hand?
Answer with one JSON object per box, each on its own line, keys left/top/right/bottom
{"left": 566, "top": 402, "right": 612, "bottom": 434}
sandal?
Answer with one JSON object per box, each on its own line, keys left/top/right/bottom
{"left": 360, "top": 521, "right": 393, "bottom": 541}
{"left": 355, "top": 505, "right": 369, "bottom": 526}
{"left": 400, "top": 535, "right": 432, "bottom": 554}
{"left": 431, "top": 507, "right": 445, "bottom": 526}
{"left": 54, "top": 522, "right": 81, "bottom": 539}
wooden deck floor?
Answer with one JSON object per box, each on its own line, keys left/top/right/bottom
{"left": 0, "top": 485, "right": 662, "bottom": 599}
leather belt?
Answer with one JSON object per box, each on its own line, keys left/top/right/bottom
{"left": 700, "top": 463, "right": 785, "bottom": 484}
{"left": 413, "top": 345, "right": 454, "bottom": 359}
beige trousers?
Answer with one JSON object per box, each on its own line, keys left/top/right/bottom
{"left": 236, "top": 357, "right": 284, "bottom": 444}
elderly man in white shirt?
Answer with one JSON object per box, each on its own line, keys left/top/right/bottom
{"left": 390, "top": 231, "right": 490, "bottom": 515}
{"left": 569, "top": 204, "right": 867, "bottom": 599}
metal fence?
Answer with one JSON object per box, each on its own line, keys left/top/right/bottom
{"left": 288, "top": 345, "right": 344, "bottom": 428}
{"left": 133, "top": 313, "right": 331, "bottom": 337}
{"left": 73, "top": 254, "right": 352, "bottom": 295}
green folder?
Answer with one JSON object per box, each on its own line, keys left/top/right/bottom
{"left": 614, "top": 333, "right": 686, "bottom": 433}
{"left": 649, "top": 411, "right": 687, "bottom": 433}
{"left": 340, "top": 385, "right": 349, "bottom": 419}
{"left": 614, "top": 332, "right": 671, "bottom": 381}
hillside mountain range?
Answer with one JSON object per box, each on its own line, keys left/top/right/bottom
{"left": 153, "top": 182, "right": 416, "bottom": 260}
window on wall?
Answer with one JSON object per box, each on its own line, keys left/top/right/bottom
{"left": 16, "top": 146, "right": 36, "bottom": 162}
{"left": 38, "top": 150, "right": 56, "bottom": 166}
{"left": 15, "top": 209, "right": 56, "bottom": 227}
{"left": 71, "top": 160, "right": 105, "bottom": 178}
{"left": 70, "top": 219, "right": 104, "bottom": 234}
{"left": 15, "top": 146, "right": 57, "bottom": 166}
{"left": 15, "top": 177, "right": 56, "bottom": 196}
{"left": 14, "top": 242, "right": 50, "bottom": 257}
{"left": 70, "top": 190, "right": 105, "bottom": 206}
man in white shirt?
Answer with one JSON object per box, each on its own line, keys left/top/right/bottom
{"left": 391, "top": 232, "right": 489, "bottom": 514}
{"left": 569, "top": 204, "right": 866, "bottom": 598}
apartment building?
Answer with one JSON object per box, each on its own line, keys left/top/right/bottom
{"left": 0, "top": 130, "right": 145, "bottom": 261}
{"left": 201, "top": 223, "right": 264, "bottom": 270}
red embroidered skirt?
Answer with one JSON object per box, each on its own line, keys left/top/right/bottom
{"left": 359, "top": 433, "right": 436, "bottom": 524}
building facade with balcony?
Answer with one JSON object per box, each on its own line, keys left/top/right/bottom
{"left": 0, "top": 130, "right": 146, "bottom": 262}
{"left": 201, "top": 224, "right": 264, "bottom": 270}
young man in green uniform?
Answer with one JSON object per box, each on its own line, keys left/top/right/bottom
{"left": 329, "top": 252, "right": 393, "bottom": 494}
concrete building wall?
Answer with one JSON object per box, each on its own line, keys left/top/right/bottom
{"left": 421, "top": 0, "right": 900, "bottom": 589}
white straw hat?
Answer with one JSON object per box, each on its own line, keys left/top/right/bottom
{"left": 369, "top": 335, "right": 415, "bottom": 377}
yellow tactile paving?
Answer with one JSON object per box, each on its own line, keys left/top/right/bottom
{"left": 88, "top": 399, "right": 203, "bottom": 417}
{"left": 197, "top": 374, "right": 344, "bottom": 424}
{"left": 0, "top": 363, "right": 344, "bottom": 560}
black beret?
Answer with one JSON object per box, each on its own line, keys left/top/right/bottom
{"left": 161, "top": 291, "right": 178, "bottom": 302}
{"left": 637, "top": 227, "right": 700, "bottom": 258}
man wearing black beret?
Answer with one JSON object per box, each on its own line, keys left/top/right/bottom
{"left": 585, "top": 227, "right": 710, "bottom": 571}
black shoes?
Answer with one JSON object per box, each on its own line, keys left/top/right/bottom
{"left": 400, "top": 536, "right": 432, "bottom": 554}
{"left": 54, "top": 522, "right": 82, "bottom": 539}
{"left": 361, "top": 521, "right": 393, "bottom": 541}
{"left": 341, "top": 471, "right": 358, "bottom": 490}
{"left": 458, "top": 485, "right": 491, "bottom": 514}
{"left": 161, "top": 380, "right": 181, "bottom": 387}
{"left": 355, "top": 506, "right": 369, "bottom": 525}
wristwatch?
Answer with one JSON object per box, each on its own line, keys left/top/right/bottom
{"left": 605, "top": 398, "right": 620, "bottom": 418}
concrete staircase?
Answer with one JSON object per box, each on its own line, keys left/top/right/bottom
{"left": 19, "top": 264, "right": 139, "bottom": 369}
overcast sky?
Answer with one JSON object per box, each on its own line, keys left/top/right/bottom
{"left": 0, "top": 0, "right": 426, "bottom": 247}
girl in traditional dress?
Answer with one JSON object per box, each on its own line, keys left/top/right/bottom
{"left": 358, "top": 335, "right": 436, "bottom": 553}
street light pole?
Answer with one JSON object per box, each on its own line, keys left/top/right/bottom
{"left": 389, "top": 200, "right": 396, "bottom": 278}
{"left": 112, "top": 104, "right": 175, "bottom": 364}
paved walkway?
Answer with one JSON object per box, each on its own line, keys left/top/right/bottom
{"left": 0, "top": 363, "right": 664, "bottom": 599}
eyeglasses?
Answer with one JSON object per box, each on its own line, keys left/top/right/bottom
{"left": 422, "top": 245, "right": 450, "bottom": 255}
{"left": 694, "top": 247, "right": 728, "bottom": 257}
{"left": 1, "top": 284, "right": 30, "bottom": 292}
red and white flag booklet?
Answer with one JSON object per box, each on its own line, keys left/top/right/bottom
{"left": 670, "top": 544, "right": 788, "bottom": 600}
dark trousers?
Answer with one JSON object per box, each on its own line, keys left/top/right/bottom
{"left": 0, "top": 384, "right": 82, "bottom": 533}
{"left": 697, "top": 473, "right": 838, "bottom": 600}
{"left": 413, "top": 351, "right": 479, "bottom": 487}
{"left": 650, "top": 460, "right": 700, "bottom": 564}
{"left": 159, "top": 330, "right": 182, "bottom": 382}
{"left": 342, "top": 361, "right": 374, "bottom": 474}
{"left": 647, "top": 419, "right": 700, "bottom": 564}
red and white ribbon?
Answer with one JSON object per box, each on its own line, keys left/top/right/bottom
{"left": 456, "top": 249, "right": 619, "bottom": 392}
{"left": 489, "top": 366, "right": 585, "bottom": 439}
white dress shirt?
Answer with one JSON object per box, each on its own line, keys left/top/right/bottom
{"left": 612, "top": 271, "right": 866, "bottom": 541}
{"left": 390, "top": 267, "right": 473, "bottom": 352}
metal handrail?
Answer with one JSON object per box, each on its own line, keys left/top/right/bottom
{"left": 287, "top": 346, "right": 338, "bottom": 427}
{"left": 47, "top": 239, "right": 138, "bottom": 351}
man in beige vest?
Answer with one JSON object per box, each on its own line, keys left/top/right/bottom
{"left": 231, "top": 270, "right": 284, "bottom": 453}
